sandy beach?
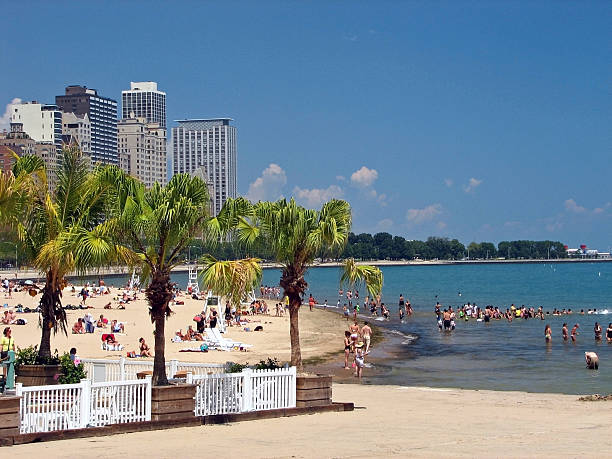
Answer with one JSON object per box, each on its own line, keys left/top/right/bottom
{"left": 2, "top": 285, "right": 349, "bottom": 365}
{"left": 7, "top": 383, "right": 612, "bottom": 458}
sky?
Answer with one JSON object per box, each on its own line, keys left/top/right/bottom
{"left": 1, "top": 1, "right": 611, "bottom": 249}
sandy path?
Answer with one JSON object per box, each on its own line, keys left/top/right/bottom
{"left": 7, "top": 383, "right": 612, "bottom": 458}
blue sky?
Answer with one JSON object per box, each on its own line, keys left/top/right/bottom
{"left": 1, "top": 1, "right": 611, "bottom": 249}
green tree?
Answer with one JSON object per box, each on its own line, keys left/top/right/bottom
{"left": 227, "top": 197, "right": 352, "bottom": 370}
{"left": 109, "top": 172, "right": 212, "bottom": 385}
{"left": 2, "top": 147, "right": 131, "bottom": 358}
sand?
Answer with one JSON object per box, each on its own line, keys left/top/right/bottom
{"left": 2, "top": 286, "right": 348, "bottom": 364}
{"left": 7, "top": 383, "right": 612, "bottom": 458}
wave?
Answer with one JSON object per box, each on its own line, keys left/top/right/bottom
{"left": 388, "top": 328, "right": 418, "bottom": 345}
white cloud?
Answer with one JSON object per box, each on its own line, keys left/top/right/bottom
{"left": 463, "top": 177, "right": 482, "bottom": 193}
{"left": 376, "top": 218, "right": 394, "bottom": 231}
{"left": 0, "top": 98, "right": 21, "bottom": 132}
{"left": 336, "top": 175, "right": 346, "bottom": 182}
{"left": 406, "top": 204, "right": 442, "bottom": 224}
{"left": 564, "top": 198, "right": 586, "bottom": 213}
{"left": 444, "top": 178, "right": 453, "bottom": 188}
{"left": 246, "top": 163, "right": 287, "bottom": 202}
{"left": 350, "top": 166, "right": 378, "bottom": 187}
{"left": 292, "top": 185, "right": 344, "bottom": 208}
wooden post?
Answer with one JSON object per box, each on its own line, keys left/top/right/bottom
{"left": 150, "top": 384, "right": 197, "bottom": 421}
{"left": 296, "top": 374, "right": 332, "bottom": 407}
{"left": 0, "top": 395, "right": 20, "bottom": 437}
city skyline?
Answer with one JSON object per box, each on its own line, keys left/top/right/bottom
{"left": 0, "top": 1, "right": 610, "bottom": 248}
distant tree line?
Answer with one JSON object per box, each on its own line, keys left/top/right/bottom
{"left": 176, "top": 233, "right": 568, "bottom": 262}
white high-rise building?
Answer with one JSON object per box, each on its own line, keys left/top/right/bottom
{"left": 172, "top": 118, "right": 237, "bottom": 215}
{"left": 62, "top": 112, "right": 91, "bottom": 156}
{"left": 118, "top": 116, "right": 167, "bottom": 188}
{"left": 10, "top": 102, "right": 63, "bottom": 148}
{"left": 122, "top": 82, "right": 166, "bottom": 129}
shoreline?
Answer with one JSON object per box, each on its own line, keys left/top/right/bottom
{"left": 2, "top": 256, "right": 612, "bottom": 280}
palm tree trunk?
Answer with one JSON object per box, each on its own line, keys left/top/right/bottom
{"left": 38, "top": 269, "right": 65, "bottom": 359}
{"left": 288, "top": 294, "right": 302, "bottom": 371}
{"left": 146, "top": 269, "right": 173, "bottom": 386}
{"left": 153, "top": 315, "right": 168, "bottom": 386}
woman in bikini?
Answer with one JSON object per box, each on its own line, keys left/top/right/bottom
{"left": 349, "top": 321, "right": 360, "bottom": 351}
{"left": 544, "top": 324, "right": 552, "bottom": 342}
{"left": 343, "top": 331, "right": 351, "bottom": 369}
{"left": 607, "top": 323, "right": 612, "bottom": 343}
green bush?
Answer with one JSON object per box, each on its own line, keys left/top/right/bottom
{"left": 254, "top": 358, "right": 281, "bottom": 370}
{"left": 15, "top": 345, "right": 60, "bottom": 367}
{"left": 58, "top": 354, "right": 87, "bottom": 384}
{"left": 227, "top": 362, "right": 249, "bottom": 373}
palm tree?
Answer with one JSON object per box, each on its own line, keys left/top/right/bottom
{"left": 109, "top": 173, "right": 211, "bottom": 385}
{"left": 199, "top": 255, "right": 262, "bottom": 312}
{"left": 3, "top": 146, "right": 131, "bottom": 358}
{"left": 340, "top": 258, "right": 383, "bottom": 299}
{"left": 223, "top": 197, "right": 352, "bottom": 370}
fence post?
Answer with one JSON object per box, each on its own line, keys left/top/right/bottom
{"left": 170, "top": 359, "right": 178, "bottom": 378}
{"left": 80, "top": 378, "right": 91, "bottom": 428}
{"left": 289, "top": 366, "right": 297, "bottom": 407}
{"left": 15, "top": 382, "right": 22, "bottom": 396}
{"left": 186, "top": 372, "right": 193, "bottom": 385}
{"left": 119, "top": 356, "right": 126, "bottom": 381}
{"left": 144, "top": 375, "right": 152, "bottom": 421}
{"left": 242, "top": 368, "right": 253, "bottom": 412}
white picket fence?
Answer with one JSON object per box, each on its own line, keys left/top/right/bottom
{"left": 81, "top": 358, "right": 226, "bottom": 382}
{"left": 15, "top": 366, "right": 296, "bottom": 433}
{"left": 16, "top": 377, "right": 151, "bottom": 433}
{"left": 188, "top": 367, "right": 296, "bottom": 416}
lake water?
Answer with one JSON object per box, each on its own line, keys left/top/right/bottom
{"left": 97, "top": 262, "right": 612, "bottom": 394}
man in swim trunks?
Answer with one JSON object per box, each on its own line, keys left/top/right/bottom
{"left": 361, "top": 321, "right": 372, "bottom": 353}
{"left": 562, "top": 323, "right": 568, "bottom": 340}
{"left": 443, "top": 309, "right": 451, "bottom": 330}
{"left": 571, "top": 323, "right": 579, "bottom": 342}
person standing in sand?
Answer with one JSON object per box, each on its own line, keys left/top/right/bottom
{"left": 349, "top": 321, "right": 360, "bottom": 351}
{"left": 361, "top": 321, "right": 372, "bottom": 353}
{"left": 343, "top": 331, "right": 351, "bottom": 369}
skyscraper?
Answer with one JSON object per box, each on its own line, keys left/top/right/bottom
{"left": 118, "top": 115, "right": 166, "bottom": 188}
{"left": 172, "top": 118, "right": 237, "bottom": 215}
{"left": 56, "top": 85, "right": 118, "bottom": 165}
{"left": 122, "top": 82, "right": 166, "bottom": 129}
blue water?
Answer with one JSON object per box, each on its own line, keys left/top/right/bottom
{"left": 96, "top": 262, "right": 612, "bottom": 394}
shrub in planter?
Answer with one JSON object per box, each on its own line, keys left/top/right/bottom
{"left": 15, "top": 345, "right": 60, "bottom": 367}
{"left": 57, "top": 354, "right": 87, "bottom": 384}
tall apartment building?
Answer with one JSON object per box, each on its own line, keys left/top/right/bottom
{"left": 56, "top": 85, "right": 118, "bottom": 165}
{"left": 9, "top": 101, "right": 62, "bottom": 148}
{"left": 171, "top": 118, "right": 237, "bottom": 215}
{"left": 121, "top": 82, "right": 166, "bottom": 128}
{"left": 62, "top": 112, "right": 91, "bottom": 156}
{"left": 118, "top": 116, "right": 166, "bottom": 188}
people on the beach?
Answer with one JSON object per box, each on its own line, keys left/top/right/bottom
{"left": 585, "top": 351, "right": 599, "bottom": 370}
{"left": 607, "top": 323, "right": 612, "bottom": 343}
{"left": 72, "top": 318, "right": 85, "bottom": 334}
{"left": 349, "top": 321, "right": 360, "bottom": 351}
{"left": 361, "top": 321, "right": 372, "bottom": 353}
{"left": 354, "top": 341, "right": 368, "bottom": 378}
{"left": 1, "top": 327, "right": 15, "bottom": 359}
{"left": 562, "top": 323, "right": 568, "bottom": 340}
{"left": 139, "top": 337, "right": 153, "bottom": 357}
{"left": 343, "top": 331, "right": 351, "bottom": 370}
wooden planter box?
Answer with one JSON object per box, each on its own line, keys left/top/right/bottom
{"left": 151, "top": 384, "right": 196, "bottom": 422}
{"left": 296, "top": 374, "right": 332, "bottom": 407}
{"left": 0, "top": 396, "right": 20, "bottom": 438}
{"left": 16, "top": 365, "right": 62, "bottom": 387}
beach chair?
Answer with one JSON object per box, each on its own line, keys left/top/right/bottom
{"left": 203, "top": 328, "right": 233, "bottom": 351}
{"left": 211, "top": 328, "right": 252, "bottom": 350}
